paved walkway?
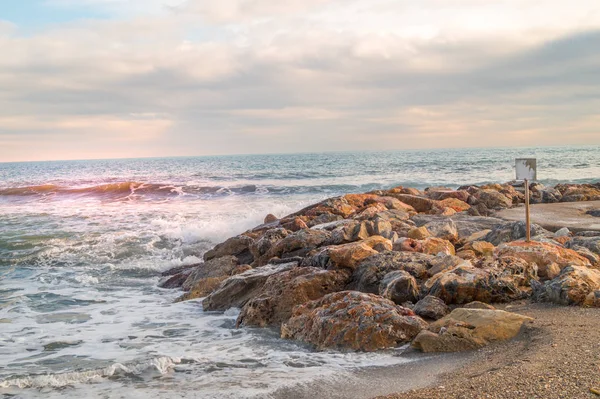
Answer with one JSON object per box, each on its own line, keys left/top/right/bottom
{"left": 494, "top": 200, "right": 600, "bottom": 232}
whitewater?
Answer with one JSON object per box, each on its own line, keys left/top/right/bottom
{"left": 1, "top": 147, "right": 599, "bottom": 398}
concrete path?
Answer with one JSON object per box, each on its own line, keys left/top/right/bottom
{"left": 494, "top": 200, "right": 600, "bottom": 232}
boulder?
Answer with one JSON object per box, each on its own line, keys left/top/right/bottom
{"left": 281, "top": 291, "right": 428, "bottom": 351}
{"left": 532, "top": 265, "right": 600, "bottom": 306}
{"left": 483, "top": 221, "right": 550, "bottom": 246}
{"left": 565, "top": 236, "right": 600, "bottom": 255}
{"left": 438, "top": 198, "right": 471, "bottom": 212}
{"left": 413, "top": 295, "right": 450, "bottom": 320}
{"left": 423, "top": 219, "right": 459, "bottom": 243}
{"left": 328, "top": 236, "right": 392, "bottom": 270}
{"left": 470, "top": 241, "right": 495, "bottom": 257}
{"left": 412, "top": 308, "right": 533, "bottom": 352}
{"left": 236, "top": 267, "right": 350, "bottom": 328}
{"left": 410, "top": 214, "right": 502, "bottom": 241}
{"left": 584, "top": 290, "right": 600, "bottom": 307}
{"left": 250, "top": 228, "right": 289, "bottom": 265}
{"left": 264, "top": 214, "right": 278, "bottom": 224}
{"left": 426, "top": 189, "right": 470, "bottom": 202}
{"left": 463, "top": 301, "right": 496, "bottom": 310}
{"left": 182, "top": 255, "right": 239, "bottom": 291}
{"left": 386, "top": 194, "right": 436, "bottom": 213}
{"left": 474, "top": 189, "right": 513, "bottom": 209}
{"left": 176, "top": 276, "right": 227, "bottom": 302}
{"left": 556, "top": 184, "right": 600, "bottom": 202}
{"left": 281, "top": 217, "right": 309, "bottom": 232}
{"left": 421, "top": 237, "right": 456, "bottom": 256}
{"left": 379, "top": 270, "right": 419, "bottom": 304}
{"left": 257, "top": 229, "right": 331, "bottom": 266}
{"left": 204, "top": 235, "right": 254, "bottom": 264}
{"left": 422, "top": 257, "right": 538, "bottom": 304}
{"left": 202, "top": 262, "right": 297, "bottom": 311}
{"left": 495, "top": 241, "right": 591, "bottom": 280}
{"left": 408, "top": 226, "right": 431, "bottom": 240}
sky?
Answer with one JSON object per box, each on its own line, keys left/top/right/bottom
{"left": 1, "top": 0, "right": 600, "bottom": 162}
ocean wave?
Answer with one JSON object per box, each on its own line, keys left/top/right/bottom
{"left": 0, "top": 181, "right": 388, "bottom": 202}
{"left": 0, "top": 356, "right": 182, "bottom": 389}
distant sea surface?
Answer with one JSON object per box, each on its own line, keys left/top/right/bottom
{"left": 1, "top": 147, "right": 599, "bottom": 398}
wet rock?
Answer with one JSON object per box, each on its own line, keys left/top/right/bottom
{"left": 423, "top": 219, "right": 459, "bottom": 243}
{"left": 264, "top": 214, "right": 278, "bottom": 224}
{"left": 532, "top": 265, "right": 600, "bottom": 306}
{"left": 250, "top": 228, "right": 289, "bottom": 266}
{"left": 496, "top": 241, "right": 591, "bottom": 280}
{"left": 412, "top": 308, "right": 533, "bottom": 352}
{"left": 257, "top": 229, "right": 331, "bottom": 266}
{"left": 159, "top": 270, "right": 194, "bottom": 289}
{"left": 350, "top": 251, "right": 437, "bottom": 293}
{"left": 328, "top": 236, "right": 392, "bottom": 270}
{"left": 236, "top": 267, "right": 350, "bottom": 328}
{"left": 202, "top": 262, "right": 297, "bottom": 311}
{"left": 281, "top": 291, "right": 428, "bottom": 351}
{"left": 176, "top": 276, "right": 227, "bottom": 302}
{"left": 204, "top": 235, "right": 254, "bottom": 265}
{"left": 182, "top": 255, "right": 239, "bottom": 291}
{"left": 379, "top": 270, "right": 419, "bottom": 304}
{"left": 413, "top": 295, "right": 450, "bottom": 320}
{"left": 281, "top": 217, "right": 309, "bottom": 232}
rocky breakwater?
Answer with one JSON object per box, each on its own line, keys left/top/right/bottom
{"left": 160, "top": 182, "right": 600, "bottom": 353}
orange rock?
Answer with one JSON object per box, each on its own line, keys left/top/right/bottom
{"left": 421, "top": 237, "right": 455, "bottom": 256}
{"left": 495, "top": 241, "right": 591, "bottom": 280}
{"left": 408, "top": 226, "right": 431, "bottom": 240}
{"left": 329, "top": 236, "right": 392, "bottom": 270}
{"left": 471, "top": 241, "right": 495, "bottom": 257}
{"left": 264, "top": 214, "right": 278, "bottom": 224}
{"left": 438, "top": 198, "right": 470, "bottom": 212}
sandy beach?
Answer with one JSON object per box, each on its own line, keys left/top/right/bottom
{"left": 378, "top": 301, "right": 600, "bottom": 399}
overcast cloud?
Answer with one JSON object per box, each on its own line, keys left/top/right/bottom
{"left": 1, "top": 0, "right": 599, "bottom": 161}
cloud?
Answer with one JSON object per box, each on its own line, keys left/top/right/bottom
{"left": 1, "top": 0, "right": 600, "bottom": 161}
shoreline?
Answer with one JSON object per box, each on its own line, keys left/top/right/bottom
{"left": 377, "top": 301, "right": 600, "bottom": 399}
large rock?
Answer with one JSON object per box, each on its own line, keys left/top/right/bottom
{"left": 413, "top": 295, "right": 450, "bottom": 320}
{"left": 555, "top": 184, "right": 600, "bottom": 202}
{"left": 422, "top": 257, "right": 538, "bottom": 304}
{"left": 256, "top": 229, "right": 331, "bottom": 266}
{"left": 176, "top": 276, "right": 227, "bottom": 302}
{"left": 350, "top": 251, "right": 438, "bottom": 293}
{"left": 483, "top": 221, "right": 550, "bottom": 246}
{"left": 250, "top": 228, "right": 289, "bottom": 265}
{"left": 386, "top": 194, "right": 436, "bottom": 213}
{"left": 379, "top": 270, "right": 419, "bottom": 304}
{"left": 495, "top": 241, "right": 591, "bottom": 280}
{"left": 420, "top": 237, "right": 456, "bottom": 256}
{"left": 202, "top": 262, "right": 297, "bottom": 311}
{"left": 426, "top": 188, "right": 470, "bottom": 202}
{"left": 474, "top": 189, "right": 513, "bottom": 209}
{"left": 182, "top": 255, "right": 239, "bottom": 290}
{"left": 423, "top": 219, "right": 459, "bottom": 243}
{"left": 328, "top": 236, "right": 392, "bottom": 270}
{"left": 411, "top": 214, "right": 503, "bottom": 241}
{"left": 438, "top": 198, "right": 471, "bottom": 212}
{"left": 236, "top": 267, "right": 350, "bottom": 328}
{"left": 565, "top": 236, "right": 600, "bottom": 255}
{"left": 532, "top": 265, "right": 600, "bottom": 306}
{"left": 204, "top": 235, "right": 254, "bottom": 264}
{"left": 281, "top": 291, "right": 428, "bottom": 351}
{"left": 412, "top": 308, "right": 533, "bottom": 352}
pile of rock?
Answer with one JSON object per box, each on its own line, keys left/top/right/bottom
{"left": 160, "top": 183, "right": 600, "bottom": 353}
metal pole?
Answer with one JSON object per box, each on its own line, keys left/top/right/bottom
{"left": 524, "top": 179, "right": 531, "bottom": 242}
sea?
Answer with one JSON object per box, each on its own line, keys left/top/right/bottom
{"left": 1, "top": 146, "right": 599, "bottom": 399}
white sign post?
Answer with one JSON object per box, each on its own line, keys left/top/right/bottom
{"left": 515, "top": 158, "right": 537, "bottom": 242}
